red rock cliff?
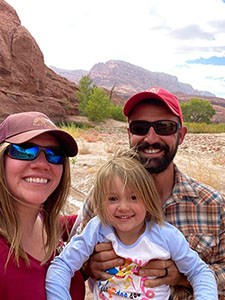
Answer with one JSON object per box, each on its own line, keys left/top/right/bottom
{"left": 0, "top": 0, "right": 79, "bottom": 121}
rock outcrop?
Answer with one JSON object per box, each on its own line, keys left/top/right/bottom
{"left": 52, "top": 60, "right": 216, "bottom": 99}
{"left": 52, "top": 60, "right": 225, "bottom": 122}
{"left": 0, "top": 0, "right": 79, "bottom": 122}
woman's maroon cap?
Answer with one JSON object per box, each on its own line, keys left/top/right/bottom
{"left": 0, "top": 111, "right": 78, "bottom": 157}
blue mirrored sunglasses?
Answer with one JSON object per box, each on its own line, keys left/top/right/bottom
{"left": 7, "top": 143, "right": 65, "bottom": 165}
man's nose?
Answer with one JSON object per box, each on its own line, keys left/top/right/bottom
{"left": 143, "top": 126, "right": 159, "bottom": 143}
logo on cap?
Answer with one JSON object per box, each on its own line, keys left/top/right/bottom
{"left": 33, "top": 117, "right": 56, "bottom": 129}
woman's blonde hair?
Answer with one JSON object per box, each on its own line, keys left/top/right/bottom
{"left": 92, "top": 148, "right": 164, "bottom": 226}
{"left": 0, "top": 142, "right": 71, "bottom": 266}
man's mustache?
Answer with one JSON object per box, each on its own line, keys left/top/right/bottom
{"left": 136, "top": 142, "right": 166, "bottom": 152}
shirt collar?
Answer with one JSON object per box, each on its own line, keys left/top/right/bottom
{"left": 168, "top": 164, "right": 199, "bottom": 204}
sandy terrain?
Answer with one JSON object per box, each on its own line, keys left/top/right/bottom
{"left": 67, "top": 120, "right": 225, "bottom": 299}
{"left": 69, "top": 120, "right": 225, "bottom": 209}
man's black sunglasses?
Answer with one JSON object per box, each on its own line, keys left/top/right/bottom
{"left": 129, "top": 120, "right": 181, "bottom": 136}
{"left": 7, "top": 143, "right": 65, "bottom": 165}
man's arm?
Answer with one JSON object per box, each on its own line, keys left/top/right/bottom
{"left": 69, "top": 187, "right": 95, "bottom": 237}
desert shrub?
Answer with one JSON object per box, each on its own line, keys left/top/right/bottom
{"left": 76, "top": 75, "right": 127, "bottom": 123}
{"left": 76, "top": 75, "right": 93, "bottom": 115}
{"left": 181, "top": 98, "right": 216, "bottom": 123}
{"left": 85, "top": 86, "right": 111, "bottom": 121}
{"left": 185, "top": 122, "right": 225, "bottom": 133}
{"left": 110, "top": 104, "right": 126, "bottom": 122}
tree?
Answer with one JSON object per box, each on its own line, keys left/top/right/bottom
{"left": 110, "top": 104, "right": 126, "bottom": 122}
{"left": 76, "top": 75, "right": 93, "bottom": 115}
{"left": 76, "top": 74, "right": 126, "bottom": 123}
{"left": 85, "top": 86, "right": 111, "bottom": 121}
{"left": 180, "top": 98, "right": 216, "bottom": 123}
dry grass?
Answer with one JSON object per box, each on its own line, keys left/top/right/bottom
{"left": 176, "top": 156, "right": 221, "bottom": 190}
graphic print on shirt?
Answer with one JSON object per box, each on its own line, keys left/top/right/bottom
{"left": 96, "top": 258, "right": 158, "bottom": 299}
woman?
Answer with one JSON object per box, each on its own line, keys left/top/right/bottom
{"left": 0, "top": 111, "right": 85, "bottom": 300}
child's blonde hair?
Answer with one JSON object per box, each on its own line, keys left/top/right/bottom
{"left": 92, "top": 148, "right": 164, "bottom": 226}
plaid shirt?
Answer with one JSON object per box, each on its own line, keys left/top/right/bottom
{"left": 76, "top": 165, "right": 225, "bottom": 299}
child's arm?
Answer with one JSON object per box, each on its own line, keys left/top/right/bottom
{"left": 46, "top": 217, "right": 101, "bottom": 300}
{"left": 166, "top": 224, "right": 218, "bottom": 299}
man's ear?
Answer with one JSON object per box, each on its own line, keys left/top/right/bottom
{"left": 127, "top": 127, "right": 130, "bottom": 137}
{"left": 178, "top": 126, "right": 187, "bottom": 145}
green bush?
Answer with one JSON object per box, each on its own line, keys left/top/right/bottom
{"left": 76, "top": 74, "right": 127, "bottom": 123}
{"left": 110, "top": 104, "right": 126, "bottom": 122}
{"left": 76, "top": 75, "right": 93, "bottom": 115}
{"left": 181, "top": 98, "right": 216, "bottom": 123}
{"left": 85, "top": 87, "right": 111, "bottom": 121}
{"left": 185, "top": 122, "right": 225, "bottom": 133}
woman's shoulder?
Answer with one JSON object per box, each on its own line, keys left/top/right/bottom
{"left": 59, "top": 214, "right": 78, "bottom": 227}
{"left": 59, "top": 215, "right": 78, "bottom": 242}
{"left": 0, "top": 236, "right": 9, "bottom": 263}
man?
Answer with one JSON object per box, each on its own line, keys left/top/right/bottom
{"left": 77, "top": 87, "right": 225, "bottom": 299}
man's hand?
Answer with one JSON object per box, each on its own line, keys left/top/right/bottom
{"left": 138, "top": 259, "right": 190, "bottom": 288}
{"left": 83, "top": 243, "right": 190, "bottom": 289}
{"left": 84, "top": 242, "right": 124, "bottom": 280}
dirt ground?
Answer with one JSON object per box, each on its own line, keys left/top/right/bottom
{"left": 67, "top": 120, "right": 225, "bottom": 299}
{"left": 69, "top": 120, "right": 225, "bottom": 208}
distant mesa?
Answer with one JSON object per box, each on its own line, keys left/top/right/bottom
{"left": 51, "top": 60, "right": 225, "bottom": 123}
{"left": 51, "top": 59, "right": 215, "bottom": 99}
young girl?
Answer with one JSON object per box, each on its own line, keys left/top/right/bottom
{"left": 46, "top": 149, "right": 217, "bottom": 300}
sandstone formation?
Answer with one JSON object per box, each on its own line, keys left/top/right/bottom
{"left": 0, "top": 0, "right": 79, "bottom": 122}
{"left": 52, "top": 60, "right": 216, "bottom": 99}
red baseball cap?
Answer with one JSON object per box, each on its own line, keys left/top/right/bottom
{"left": 0, "top": 111, "right": 78, "bottom": 156}
{"left": 123, "top": 87, "right": 183, "bottom": 123}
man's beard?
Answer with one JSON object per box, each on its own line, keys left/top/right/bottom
{"left": 132, "top": 140, "right": 179, "bottom": 174}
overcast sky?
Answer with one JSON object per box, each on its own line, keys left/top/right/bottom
{"left": 6, "top": 0, "right": 225, "bottom": 98}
